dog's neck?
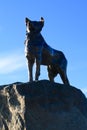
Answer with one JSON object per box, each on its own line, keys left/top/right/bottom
{"left": 25, "top": 30, "right": 46, "bottom": 47}
{"left": 26, "top": 31, "right": 41, "bottom": 39}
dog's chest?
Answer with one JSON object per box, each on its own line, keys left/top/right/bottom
{"left": 25, "top": 39, "right": 44, "bottom": 56}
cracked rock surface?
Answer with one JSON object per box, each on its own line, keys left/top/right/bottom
{"left": 0, "top": 80, "right": 87, "bottom": 130}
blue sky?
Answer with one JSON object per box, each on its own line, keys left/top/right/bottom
{"left": 0, "top": 0, "right": 87, "bottom": 96}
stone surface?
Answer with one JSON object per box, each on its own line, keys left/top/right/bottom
{"left": 0, "top": 80, "right": 87, "bottom": 130}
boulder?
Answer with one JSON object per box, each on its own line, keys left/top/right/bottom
{"left": 0, "top": 80, "right": 87, "bottom": 130}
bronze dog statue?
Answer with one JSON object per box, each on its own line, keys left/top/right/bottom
{"left": 24, "top": 17, "right": 70, "bottom": 85}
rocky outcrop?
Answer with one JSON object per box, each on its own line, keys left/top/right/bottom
{"left": 0, "top": 80, "right": 87, "bottom": 130}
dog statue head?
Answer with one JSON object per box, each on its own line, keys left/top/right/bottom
{"left": 25, "top": 17, "right": 44, "bottom": 34}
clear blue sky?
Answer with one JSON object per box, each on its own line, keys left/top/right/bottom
{"left": 0, "top": 0, "right": 87, "bottom": 96}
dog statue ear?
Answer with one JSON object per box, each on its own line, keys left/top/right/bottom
{"left": 40, "top": 17, "right": 44, "bottom": 22}
{"left": 25, "top": 17, "right": 28, "bottom": 22}
{"left": 25, "top": 17, "right": 31, "bottom": 23}
{"left": 40, "top": 17, "right": 44, "bottom": 26}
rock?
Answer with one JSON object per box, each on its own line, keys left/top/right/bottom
{"left": 0, "top": 80, "right": 87, "bottom": 130}
{"left": 0, "top": 83, "right": 25, "bottom": 130}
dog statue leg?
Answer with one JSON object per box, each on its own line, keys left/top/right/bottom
{"left": 28, "top": 62, "right": 33, "bottom": 82}
{"left": 35, "top": 60, "right": 40, "bottom": 80}
{"left": 27, "top": 57, "right": 35, "bottom": 82}
{"left": 35, "top": 48, "right": 42, "bottom": 81}
{"left": 47, "top": 65, "right": 55, "bottom": 82}
{"left": 59, "top": 70, "right": 70, "bottom": 85}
